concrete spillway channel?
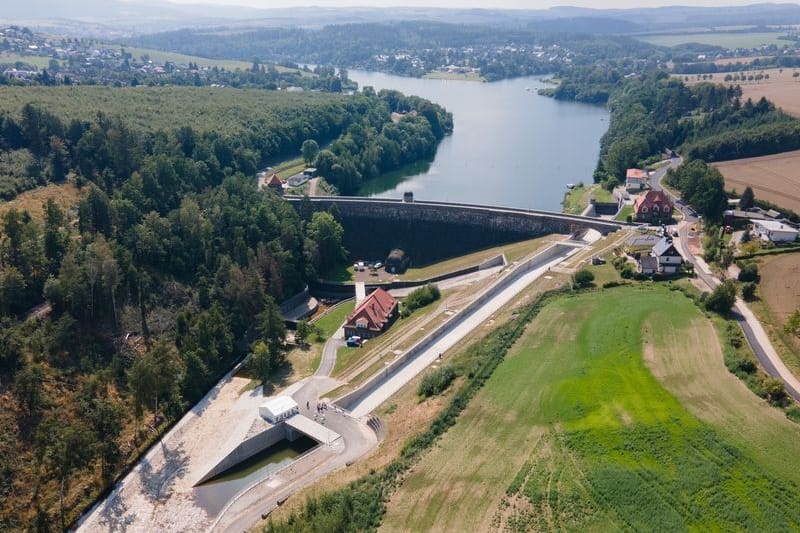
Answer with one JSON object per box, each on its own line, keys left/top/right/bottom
{"left": 337, "top": 241, "right": 582, "bottom": 417}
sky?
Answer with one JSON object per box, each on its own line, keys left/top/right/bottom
{"left": 164, "top": 0, "right": 790, "bottom": 10}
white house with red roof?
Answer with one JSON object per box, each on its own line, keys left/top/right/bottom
{"left": 625, "top": 168, "right": 648, "bottom": 191}
{"left": 343, "top": 288, "right": 399, "bottom": 339}
{"left": 633, "top": 190, "right": 673, "bottom": 223}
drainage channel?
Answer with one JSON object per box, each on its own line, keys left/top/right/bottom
{"left": 193, "top": 435, "right": 317, "bottom": 516}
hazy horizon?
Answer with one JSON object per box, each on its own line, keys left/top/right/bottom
{"left": 162, "top": 0, "right": 797, "bottom": 10}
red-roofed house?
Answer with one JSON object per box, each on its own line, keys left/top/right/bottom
{"left": 633, "top": 190, "right": 673, "bottom": 223}
{"left": 343, "top": 288, "right": 398, "bottom": 339}
{"left": 626, "top": 168, "right": 648, "bottom": 190}
{"left": 266, "top": 174, "right": 284, "bottom": 195}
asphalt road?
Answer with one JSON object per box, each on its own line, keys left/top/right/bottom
{"left": 655, "top": 159, "right": 800, "bottom": 402}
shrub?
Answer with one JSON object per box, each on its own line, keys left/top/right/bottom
{"left": 705, "top": 280, "right": 737, "bottom": 314}
{"left": 418, "top": 365, "right": 456, "bottom": 398}
{"left": 620, "top": 264, "right": 635, "bottom": 279}
{"left": 741, "top": 282, "right": 756, "bottom": 301}
{"left": 573, "top": 269, "right": 595, "bottom": 288}
{"left": 737, "top": 262, "right": 759, "bottom": 283}
{"left": 403, "top": 284, "right": 440, "bottom": 317}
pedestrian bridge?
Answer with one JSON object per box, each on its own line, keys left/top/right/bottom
{"left": 286, "top": 414, "right": 341, "bottom": 446}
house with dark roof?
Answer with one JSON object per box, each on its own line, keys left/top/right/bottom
{"left": 343, "top": 288, "right": 398, "bottom": 339}
{"left": 633, "top": 190, "right": 673, "bottom": 223}
{"left": 637, "top": 236, "right": 683, "bottom": 274}
{"left": 652, "top": 237, "right": 682, "bottom": 274}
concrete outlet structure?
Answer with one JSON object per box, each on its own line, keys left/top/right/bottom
{"left": 197, "top": 396, "right": 340, "bottom": 485}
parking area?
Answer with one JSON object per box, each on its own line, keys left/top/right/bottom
{"left": 351, "top": 260, "right": 395, "bottom": 283}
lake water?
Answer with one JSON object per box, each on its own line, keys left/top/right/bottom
{"left": 348, "top": 70, "right": 610, "bottom": 211}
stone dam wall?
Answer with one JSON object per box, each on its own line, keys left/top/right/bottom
{"left": 288, "top": 197, "right": 621, "bottom": 265}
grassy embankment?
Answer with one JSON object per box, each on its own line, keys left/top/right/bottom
{"left": 382, "top": 285, "right": 800, "bottom": 531}
{"left": 325, "top": 236, "right": 555, "bottom": 284}
{"left": 562, "top": 184, "right": 613, "bottom": 215}
{"left": 615, "top": 204, "right": 633, "bottom": 221}
{"left": 398, "top": 237, "right": 555, "bottom": 281}
{"left": 281, "top": 300, "right": 357, "bottom": 379}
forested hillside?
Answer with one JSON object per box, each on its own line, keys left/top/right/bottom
{"left": 0, "top": 85, "right": 450, "bottom": 530}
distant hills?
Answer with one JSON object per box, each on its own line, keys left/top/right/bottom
{"left": 3, "top": 1, "right": 800, "bottom": 37}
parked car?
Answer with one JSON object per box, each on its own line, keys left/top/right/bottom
{"left": 346, "top": 336, "right": 363, "bottom": 347}
{"left": 374, "top": 262, "right": 383, "bottom": 269}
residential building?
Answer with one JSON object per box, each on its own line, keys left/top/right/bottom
{"left": 652, "top": 236, "right": 682, "bottom": 274}
{"left": 633, "top": 190, "right": 673, "bottom": 223}
{"left": 343, "top": 288, "right": 398, "bottom": 339}
{"left": 636, "top": 236, "right": 683, "bottom": 275}
{"left": 625, "top": 168, "right": 648, "bottom": 191}
{"left": 752, "top": 220, "right": 799, "bottom": 243}
{"left": 638, "top": 255, "right": 659, "bottom": 275}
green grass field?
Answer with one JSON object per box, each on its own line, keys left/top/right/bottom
{"left": 639, "top": 31, "right": 789, "bottom": 49}
{"left": 0, "top": 53, "right": 58, "bottom": 68}
{"left": 0, "top": 86, "right": 344, "bottom": 134}
{"left": 562, "top": 184, "right": 613, "bottom": 215}
{"left": 616, "top": 204, "right": 633, "bottom": 221}
{"left": 116, "top": 45, "right": 310, "bottom": 75}
{"left": 422, "top": 70, "right": 486, "bottom": 82}
{"left": 382, "top": 286, "right": 800, "bottom": 532}
{"left": 312, "top": 301, "right": 355, "bottom": 342}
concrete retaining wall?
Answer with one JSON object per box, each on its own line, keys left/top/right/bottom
{"left": 197, "top": 423, "right": 288, "bottom": 484}
{"left": 280, "top": 287, "right": 311, "bottom": 315}
{"left": 335, "top": 243, "right": 572, "bottom": 411}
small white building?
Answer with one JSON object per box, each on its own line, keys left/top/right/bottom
{"left": 259, "top": 396, "right": 299, "bottom": 424}
{"left": 625, "top": 168, "right": 649, "bottom": 191}
{"left": 752, "top": 220, "right": 799, "bottom": 243}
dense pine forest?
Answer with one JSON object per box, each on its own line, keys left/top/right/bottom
{"left": 0, "top": 85, "right": 451, "bottom": 530}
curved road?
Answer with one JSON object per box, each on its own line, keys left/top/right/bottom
{"left": 654, "top": 158, "right": 800, "bottom": 402}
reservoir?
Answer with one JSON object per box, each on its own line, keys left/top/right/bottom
{"left": 348, "top": 70, "right": 609, "bottom": 211}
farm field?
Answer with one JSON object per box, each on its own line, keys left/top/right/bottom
{"left": 752, "top": 252, "right": 800, "bottom": 374}
{"left": 115, "top": 45, "right": 311, "bottom": 75}
{"left": 0, "top": 53, "right": 57, "bottom": 68}
{"left": 639, "top": 31, "right": 789, "bottom": 48}
{"left": 711, "top": 150, "right": 800, "bottom": 213}
{"left": 0, "top": 86, "right": 345, "bottom": 134}
{"left": 685, "top": 67, "right": 800, "bottom": 118}
{"left": 714, "top": 55, "right": 775, "bottom": 66}
{"left": 381, "top": 286, "right": 800, "bottom": 532}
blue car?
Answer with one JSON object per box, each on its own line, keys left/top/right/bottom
{"left": 346, "top": 336, "right": 363, "bottom": 347}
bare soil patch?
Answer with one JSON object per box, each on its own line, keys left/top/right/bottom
{"left": 712, "top": 150, "right": 800, "bottom": 213}
{"left": 0, "top": 181, "right": 83, "bottom": 221}
{"left": 758, "top": 252, "right": 800, "bottom": 320}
